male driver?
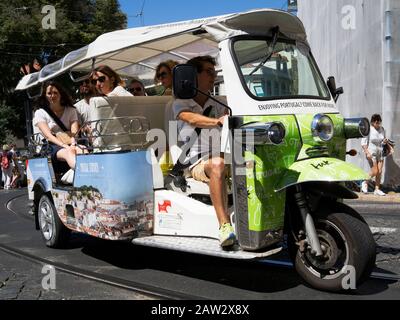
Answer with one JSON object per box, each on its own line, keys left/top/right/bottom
{"left": 172, "top": 55, "right": 235, "bottom": 247}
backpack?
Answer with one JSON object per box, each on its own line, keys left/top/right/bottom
{"left": 1, "top": 152, "right": 10, "bottom": 169}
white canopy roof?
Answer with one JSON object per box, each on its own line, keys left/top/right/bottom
{"left": 16, "top": 8, "right": 307, "bottom": 91}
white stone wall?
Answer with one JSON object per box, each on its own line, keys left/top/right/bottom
{"left": 298, "top": 0, "right": 400, "bottom": 186}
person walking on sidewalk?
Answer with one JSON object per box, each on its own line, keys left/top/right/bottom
{"left": 361, "top": 114, "right": 389, "bottom": 196}
{"left": 1, "top": 144, "right": 15, "bottom": 190}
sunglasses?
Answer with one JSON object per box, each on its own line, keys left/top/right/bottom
{"left": 128, "top": 87, "right": 143, "bottom": 93}
{"left": 157, "top": 71, "right": 169, "bottom": 79}
{"left": 91, "top": 75, "right": 106, "bottom": 85}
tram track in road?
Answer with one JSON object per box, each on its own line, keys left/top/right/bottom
{"left": 2, "top": 190, "right": 399, "bottom": 298}
{"left": 259, "top": 259, "right": 400, "bottom": 282}
{"left": 1, "top": 190, "right": 204, "bottom": 300}
{"left": 0, "top": 241, "right": 203, "bottom": 300}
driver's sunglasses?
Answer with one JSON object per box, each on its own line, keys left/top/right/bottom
{"left": 157, "top": 71, "right": 168, "bottom": 79}
{"left": 91, "top": 76, "right": 106, "bottom": 85}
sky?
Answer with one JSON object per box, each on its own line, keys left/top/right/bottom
{"left": 119, "top": 0, "right": 288, "bottom": 28}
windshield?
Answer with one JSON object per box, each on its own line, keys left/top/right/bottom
{"left": 233, "top": 38, "right": 331, "bottom": 100}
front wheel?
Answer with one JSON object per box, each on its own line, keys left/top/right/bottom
{"left": 38, "top": 194, "right": 70, "bottom": 248}
{"left": 288, "top": 209, "right": 376, "bottom": 292}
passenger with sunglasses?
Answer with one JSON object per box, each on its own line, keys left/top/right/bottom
{"left": 92, "top": 65, "right": 133, "bottom": 97}
{"left": 127, "top": 79, "right": 146, "bottom": 96}
{"left": 74, "top": 78, "right": 98, "bottom": 126}
{"left": 154, "top": 60, "right": 178, "bottom": 96}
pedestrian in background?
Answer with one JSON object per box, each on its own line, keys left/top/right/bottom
{"left": 1, "top": 144, "right": 15, "bottom": 190}
{"left": 361, "top": 114, "right": 391, "bottom": 196}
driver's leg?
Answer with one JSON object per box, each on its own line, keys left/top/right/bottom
{"left": 204, "top": 156, "right": 229, "bottom": 225}
{"left": 202, "top": 156, "right": 236, "bottom": 247}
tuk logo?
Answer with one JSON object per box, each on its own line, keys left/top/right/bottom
{"left": 311, "top": 160, "right": 331, "bottom": 170}
{"left": 158, "top": 200, "right": 171, "bottom": 213}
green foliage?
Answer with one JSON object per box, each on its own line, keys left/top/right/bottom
{"left": 0, "top": 0, "right": 127, "bottom": 145}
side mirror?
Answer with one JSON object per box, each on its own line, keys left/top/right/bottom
{"left": 173, "top": 64, "right": 197, "bottom": 99}
{"left": 327, "top": 76, "right": 344, "bottom": 103}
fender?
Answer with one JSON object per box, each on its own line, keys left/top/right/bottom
{"left": 32, "top": 179, "right": 49, "bottom": 230}
{"left": 275, "top": 157, "right": 368, "bottom": 192}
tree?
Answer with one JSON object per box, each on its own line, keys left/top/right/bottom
{"left": 0, "top": 0, "right": 127, "bottom": 145}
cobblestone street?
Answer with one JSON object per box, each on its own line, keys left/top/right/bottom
{"left": 0, "top": 250, "right": 152, "bottom": 300}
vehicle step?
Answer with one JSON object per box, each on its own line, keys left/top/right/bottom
{"left": 132, "top": 235, "right": 282, "bottom": 260}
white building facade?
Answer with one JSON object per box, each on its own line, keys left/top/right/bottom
{"left": 298, "top": 0, "right": 400, "bottom": 187}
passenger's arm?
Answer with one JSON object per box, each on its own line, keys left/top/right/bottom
{"left": 70, "top": 120, "right": 79, "bottom": 137}
{"left": 178, "top": 111, "right": 224, "bottom": 129}
{"left": 37, "top": 122, "right": 67, "bottom": 148}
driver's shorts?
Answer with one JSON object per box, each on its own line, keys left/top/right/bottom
{"left": 190, "top": 158, "right": 230, "bottom": 183}
{"left": 190, "top": 159, "right": 210, "bottom": 183}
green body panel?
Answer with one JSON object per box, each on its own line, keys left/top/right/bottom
{"left": 275, "top": 157, "right": 369, "bottom": 191}
{"left": 296, "top": 113, "right": 346, "bottom": 160}
{"left": 243, "top": 115, "right": 302, "bottom": 232}
{"left": 240, "top": 113, "right": 364, "bottom": 233}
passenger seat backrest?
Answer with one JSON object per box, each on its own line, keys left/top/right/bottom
{"left": 88, "top": 96, "right": 172, "bottom": 151}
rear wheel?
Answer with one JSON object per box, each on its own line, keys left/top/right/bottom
{"left": 288, "top": 208, "right": 376, "bottom": 292}
{"left": 38, "top": 194, "right": 70, "bottom": 248}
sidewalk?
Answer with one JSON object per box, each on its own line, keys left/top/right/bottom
{"left": 353, "top": 191, "right": 400, "bottom": 203}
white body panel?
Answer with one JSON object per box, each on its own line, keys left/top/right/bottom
{"left": 154, "top": 190, "right": 219, "bottom": 239}
{"left": 218, "top": 40, "right": 338, "bottom": 116}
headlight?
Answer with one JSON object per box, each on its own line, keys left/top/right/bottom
{"left": 344, "top": 118, "right": 370, "bottom": 138}
{"left": 237, "top": 122, "right": 285, "bottom": 145}
{"left": 311, "top": 114, "right": 334, "bottom": 142}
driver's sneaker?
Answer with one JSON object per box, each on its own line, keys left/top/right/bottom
{"left": 361, "top": 181, "right": 368, "bottom": 193}
{"left": 374, "top": 189, "right": 386, "bottom": 196}
{"left": 219, "top": 223, "right": 236, "bottom": 247}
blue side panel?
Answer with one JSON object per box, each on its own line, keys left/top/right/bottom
{"left": 28, "top": 158, "right": 53, "bottom": 192}
{"left": 74, "top": 151, "right": 154, "bottom": 205}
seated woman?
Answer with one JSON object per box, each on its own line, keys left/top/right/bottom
{"left": 154, "top": 60, "right": 178, "bottom": 96}
{"left": 92, "top": 65, "right": 133, "bottom": 97}
{"left": 33, "top": 81, "right": 83, "bottom": 170}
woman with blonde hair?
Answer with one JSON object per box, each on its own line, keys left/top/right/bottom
{"left": 92, "top": 65, "right": 133, "bottom": 97}
{"left": 154, "top": 60, "right": 178, "bottom": 96}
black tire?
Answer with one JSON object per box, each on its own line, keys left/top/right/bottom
{"left": 38, "top": 194, "right": 70, "bottom": 248}
{"left": 288, "top": 208, "right": 376, "bottom": 292}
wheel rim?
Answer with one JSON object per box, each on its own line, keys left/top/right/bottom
{"left": 300, "top": 220, "right": 350, "bottom": 280}
{"left": 39, "top": 201, "right": 54, "bottom": 241}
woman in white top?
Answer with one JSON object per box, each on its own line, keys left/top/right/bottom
{"left": 92, "top": 65, "right": 133, "bottom": 97}
{"left": 33, "top": 82, "right": 82, "bottom": 169}
{"left": 361, "top": 114, "right": 389, "bottom": 196}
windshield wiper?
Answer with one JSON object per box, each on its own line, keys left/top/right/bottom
{"left": 249, "top": 26, "right": 280, "bottom": 76}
